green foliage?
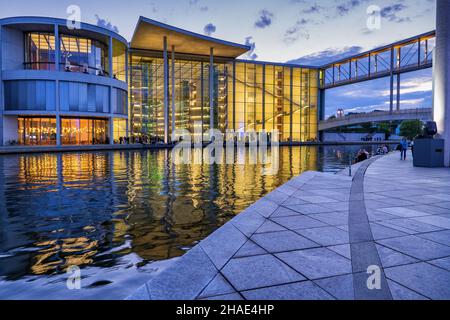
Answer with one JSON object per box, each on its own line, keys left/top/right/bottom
{"left": 361, "top": 122, "right": 376, "bottom": 133}
{"left": 377, "top": 122, "right": 393, "bottom": 140}
{"left": 400, "top": 120, "right": 424, "bottom": 140}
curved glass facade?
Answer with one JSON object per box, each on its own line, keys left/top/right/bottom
{"left": 60, "top": 34, "right": 108, "bottom": 75}
{"left": 24, "top": 33, "right": 56, "bottom": 71}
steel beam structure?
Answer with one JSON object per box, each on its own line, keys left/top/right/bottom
{"left": 320, "top": 31, "right": 435, "bottom": 90}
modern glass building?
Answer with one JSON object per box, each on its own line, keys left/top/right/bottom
{"left": 0, "top": 16, "right": 319, "bottom": 146}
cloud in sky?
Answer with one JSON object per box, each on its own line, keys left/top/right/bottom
{"left": 283, "top": 18, "right": 311, "bottom": 45}
{"left": 203, "top": 23, "right": 216, "bottom": 36}
{"left": 254, "top": 9, "right": 274, "bottom": 28}
{"left": 244, "top": 36, "right": 258, "bottom": 60}
{"left": 336, "top": 0, "right": 370, "bottom": 16}
{"left": 95, "top": 14, "right": 119, "bottom": 33}
{"left": 380, "top": 3, "right": 410, "bottom": 23}
{"left": 288, "top": 46, "right": 363, "bottom": 66}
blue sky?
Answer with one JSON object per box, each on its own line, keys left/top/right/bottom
{"left": 0, "top": 0, "right": 436, "bottom": 116}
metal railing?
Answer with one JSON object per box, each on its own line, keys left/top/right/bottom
{"left": 321, "top": 108, "right": 433, "bottom": 124}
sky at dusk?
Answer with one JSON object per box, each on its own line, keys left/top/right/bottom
{"left": 0, "top": 0, "right": 437, "bottom": 116}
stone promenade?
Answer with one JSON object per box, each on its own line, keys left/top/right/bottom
{"left": 128, "top": 151, "right": 450, "bottom": 300}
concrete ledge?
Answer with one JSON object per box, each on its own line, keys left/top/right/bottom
{"left": 0, "top": 144, "right": 173, "bottom": 155}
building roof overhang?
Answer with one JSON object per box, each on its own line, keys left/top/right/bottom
{"left": 130, "top": 17, "right": 250, "bottom": 58}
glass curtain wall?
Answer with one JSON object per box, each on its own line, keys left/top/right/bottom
{"left": 130, "top": 52, "right": 229, "bottom": 141}
{"left": 129, "top": 54, "right": 317, "bottom": 142}
{"left": 60, "top": 35, "right": 107, "bottom": 75}
{"left": 129, "top": 54, "right": 165, "bottom": 142}
{"left": 18, "top": 117, "right": 57, "bottom": 145}
{"left": 112, "top": 39, "right": 127, "bottom": 81}
{"left": 60, "top": 118, "right": 109, "bottom": 145}
{"left": 231, "top": 61, "right": 318, "bottom": 142}
{"left": 25, "top": 33, "right": 56, "bottom": 71}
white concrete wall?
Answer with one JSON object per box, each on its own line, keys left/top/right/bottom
{"left": 1, "top": 26, "right": 23, "bottom": 71}
{"left": 434, "top": 0, "right": 450, "bottom": 166}
{"left": 3, "top": 116, "right": 18, "bottom": 145}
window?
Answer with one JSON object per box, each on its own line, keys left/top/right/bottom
{"left": 60, "top": 35, "right": 107, "bottom": 75}
{"left": 112, "top": 39, "right": 127, "bottom": 81}
{"left": 18, "top": 117, "right": 57, "bottom": 145}
{"left": 61, "top": 118, "right": 109, "bottom": 145}
{"left": 113, "top": 119, "right": 127, "bottom": 143}
{"left": 25, "top": 33, "right": 56, "bottom": 71}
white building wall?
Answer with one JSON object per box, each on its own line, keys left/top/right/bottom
{"left": 1, "top": 26, "right": 23, "bottom": 71}
{"left": 3, "top": 116, "right": 18, "bottom": 145}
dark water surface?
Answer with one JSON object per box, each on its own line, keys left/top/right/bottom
{"left": 0, "top": 145, "right": 377, "bottom": 299}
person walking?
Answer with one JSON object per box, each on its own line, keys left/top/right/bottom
{"left": 400, "top": 138, "right": 409, "bottom": 160}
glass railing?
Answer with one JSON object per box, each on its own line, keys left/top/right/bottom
{"left": 60, "top": 63, "right": 109, "bottom": 76}
{"left": 24, "top": 62, "right": 56, "bottom": 71}
{"left": 23, "top": 62, "right": 109, "bottom": 77}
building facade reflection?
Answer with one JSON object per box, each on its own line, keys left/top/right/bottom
{"left": 0, "top": 147, "right": 318, "bottom": 278}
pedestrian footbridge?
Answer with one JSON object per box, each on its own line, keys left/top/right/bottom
{"left": 318, "top": 108, "right": 432, "bottom": 131}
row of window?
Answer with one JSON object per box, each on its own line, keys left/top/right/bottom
{"left": 4, "top": 80, "right": 128, "bottom": 115}
{"left": 17, "top": 117, "right": 127, "bottom": 145}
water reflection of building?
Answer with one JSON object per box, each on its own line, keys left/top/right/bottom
{"left": 0, "top": 147, "right": 317, "bottom": 277}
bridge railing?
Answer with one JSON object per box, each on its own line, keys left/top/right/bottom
{"left": 320, "top": 108, "right": 433, "bottom": 124}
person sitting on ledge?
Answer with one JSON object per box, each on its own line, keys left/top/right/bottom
{"left": 356, "top": 149, "right": 369, "bottom": 163}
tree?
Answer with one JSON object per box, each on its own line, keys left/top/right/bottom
{"left": 400, "top": 120, "right": 424, "bottom": 140}
{"left": 361, "top": 122, "right": 376, "bottom": 134}
{"left": 377, "top": 122, "right": 392, "bottom": 140}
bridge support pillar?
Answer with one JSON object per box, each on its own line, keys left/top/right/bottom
{"left": 434, "top": 0, "right": 450, "bottom": 166}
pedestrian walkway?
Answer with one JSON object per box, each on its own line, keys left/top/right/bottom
{"left": 127, "top": 151, "right": 450, "bottom": 300}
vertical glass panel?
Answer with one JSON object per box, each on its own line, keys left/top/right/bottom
{"left": 112, "top": 39, "right": 127, "bottom": 81}
{"left": 60, "top": 35, "right": 107, "bottom": 75}
{"left": 130, "top": 55, "right": 165, "bottom": 142}
{"left": 25, "top": 33, "right": 56, "bottom": 71}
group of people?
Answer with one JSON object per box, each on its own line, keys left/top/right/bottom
{"left": 355, "top": 144, "right": 391, "bottom": 164}
{"left": 117, "top": 135, "right": 165, "bottom": 145}
{"left": 376, "top": 145, "right": 390, "bottom": 155}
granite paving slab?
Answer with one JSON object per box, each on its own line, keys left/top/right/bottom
{"left": 221, "top": 255, "right": 305, "bottom": 291}
{"left": 242, "top": 281, "right": 334, "bottom": 300}
{"left": 276, "top": 248, "right": 352, "bottom": 280}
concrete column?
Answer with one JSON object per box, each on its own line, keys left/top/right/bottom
{"left": 163, "top": 36, "right": 169, "bottom": 144}
{"left": 262, "top": 64, "right": 266, "bottom": 131}
{"left": 0, "top": 25, "right": 3, "bottom": 146}
{"left": 109, "top": 36, "right": 113, "bottom": 78}
{"left": 109, "top": 116, "right": 114, "bottom": 145}
{"left": 389, "top": 47, "right": 395, "bottom": 113}
{"left": 125, "top": 48, "right": 129, "bottom": 84}
{"left": 171, "top": 46, "right": 175, "bottom": 136}
{"left": 56, "top": 114, "right": 61, "bottom": 146}
{"left": 232, "top": 61, "right": 236, "bottom": 131}
{"left": 434, "top": 0, "right": 450, "bottom": 166}
{"left": 54, "top": 24, "right": 60, "bottom": 71}
{"left": 397, "top": 74, "right": 401, "bottom": 111}
{"left": 209, "top": 47, "right": 214, "bottom": 134}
